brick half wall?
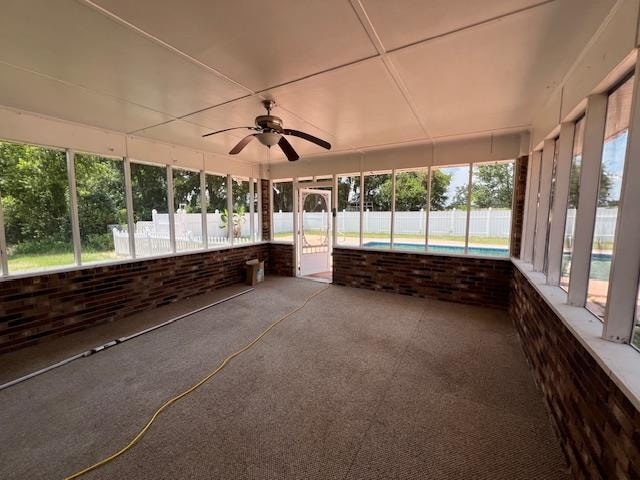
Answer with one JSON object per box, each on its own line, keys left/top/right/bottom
{"left": 333, "top": 247, "right": 512, "bottom": 309}
{"left": 0, "top": 244, "right": 271, "bottom": 354}
{"left": 511, "top": 267, "right": 640, "bottom": 478}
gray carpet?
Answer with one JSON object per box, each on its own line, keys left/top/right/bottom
{"left": 0, "top": 277, "right": 568, "bottom": 479}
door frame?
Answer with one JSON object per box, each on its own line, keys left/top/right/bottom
{"left": 295, "top": 182, "right": 334, "bottom": 279}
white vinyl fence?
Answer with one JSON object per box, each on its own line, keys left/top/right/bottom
{"left": 113, "top": 209, "right": 259, "bottom": 256}
{"left": 273, "top": 207, "right": 619, "bottom": 242}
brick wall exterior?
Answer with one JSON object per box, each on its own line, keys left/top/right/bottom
{"left": 0, "top": 244, "right": 270, "bottom": 354}
{"left": 333, "top": 248, "right": 512, "bottom": 309}
{"left": 511, "top": 268, "right": 640, "bottom": 479}
{"left": 261, "top": 178, "right": 271, "bottom": 241}
{"left": 269, "top": 243, "right": 294, "bottom": 277}
{"left": 510, "top": 155, "right": 528, "bottom": 258}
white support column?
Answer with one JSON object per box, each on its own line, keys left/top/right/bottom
{"left": 256, "top": 178, "right": 262, "bottom": 242}
{"left": 568, "top": 94, "right": 608, "bottom": 307}
{"left": 0, "top": 189, "right": 8, "bottom": 276}
{"left": 390, "top": 170, "right": 396, "bottom": 248}
{"left": 425, "top": 167, "right": 431, "bottom": 250}
{"left": 200, "top": 170, "right": 208, "bottom": 249}
{"left": 166, "top": 165, "right": 177, "bottom": 254}
{"left": 533, "top": 140, "right": 556, "bottom": 271}
{"left": 604, "top": 66, "right": 640, "bottom": 343}
{"left": 292, "top": 177, "right": 299, "bottom": 275}
{"left": 547, "top": 123, "right": 576, "bottom": 285}
{"left": 522, "top": 150, "right": 542, "bottom": 263}
{"left": 123, "top": 157, "right": 136, "bottom": 258}
{"left": 66, "top": 149, "right": 82, "bottom": 265}
{"left": 519, "top": 153, "right": 534, "bottom": 259}
{"left": 269, "top": 180, "right": 274, "bottom": 242}
{"left": 359, "top": 174, "right": 364, "bottom": 247}
{"left": 464, "top": 164, "right": 473, "bottom": 253}
{"left": 249, "top": 178, "right": 255, "bottom": 243}
{"left": 227, "top": 175, "right": 233, "bottom": 245}
{"left": 332, "top": 174, "right": 338, "bottom": 247}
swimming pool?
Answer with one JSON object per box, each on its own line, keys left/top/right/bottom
{"left": 362, "top": 242, "right": 509, "bottom": 257}
{"left": 360, "top": 242, "right": 613, "bottom": 281}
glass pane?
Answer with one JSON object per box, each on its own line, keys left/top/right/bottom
{"left": 273, "top": 181, "right": 293, "bottom": 242}
{"left": 131, "top": 162, "right": 170, "bottom": 258}
{"left": 428, "top": 165, "right": 469, "bottom": 253}
{"left": 173, "top": 168, "right": 203, "bottom": 252}
{"left": 393, "top": 169, "right": 428, "bottom": 251}
{"left": 75, "top": 153, "right": 128, "bottom": 264}
{"left": 468, "top": 161, "right": 513, "bottom": 257}
{"left": 0, "top": 141, "right": 74, "bottom": 273}
{"left": 560, "top": 117, "right": 585, "bottom": 290}
{"left": 232, "top": 177, "right": 251, "bottom": 243}
{"left": 362, "top": 173, "right": 392, "bottom": 248}
{"left": 336, "top": 175, "right": 360, "bottom": 246}
{"left": 204, "top": 173, "right": 229, "bottom": 246}
{"left": 587, "top": 75, "right": 634, "bottom": 317}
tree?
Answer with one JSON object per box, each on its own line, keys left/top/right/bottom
{"left": 567, "top": 159, "right": 614, "bottom": 208}
{"left": 377, "top": 170, "right": 452, "bottom": 211}
{"left": 130, "top": 162, "right": 168, "bottom": 222}
{"left": 449, "top": 163, "right": 514, "bottom": 210}
{"left": 0, "top": 142, "right": 72, "bottom": 247}
{"left": 470, "top": 163, "right": 514, "bottom": 208}
{"left": 273, "top": 181, "right": 293, "bottom": 211}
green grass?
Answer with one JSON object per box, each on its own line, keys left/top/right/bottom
{"left": 7, "top": 250, "right": 118, "bottom": 273}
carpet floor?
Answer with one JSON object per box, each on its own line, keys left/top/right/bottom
{"left": 0, "top": 277, "right": 568, "bottom": 479}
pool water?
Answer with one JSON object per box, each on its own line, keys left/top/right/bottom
{"left": 361, "top": 244, "right": 614, "bottom": 280}
{"left": 562, "top": 252, "right": 612, "bottom": 282}
{"left": 363, "top": 242, "right": 509, "bottom": 257}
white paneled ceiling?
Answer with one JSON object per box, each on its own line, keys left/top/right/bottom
{"left": 0, "top": 0, "right": 617, "bottom": 164}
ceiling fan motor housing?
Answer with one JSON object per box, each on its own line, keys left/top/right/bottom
{"left": 255, "top": 114, "right": 283, "bottom": 132}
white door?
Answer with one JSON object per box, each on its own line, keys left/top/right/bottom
{"left": 298, "top": 188, "right": 332, "bottom": 277}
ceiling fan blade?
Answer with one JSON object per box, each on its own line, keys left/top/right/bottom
{"left": 229, "top": 134, "right": 258, "bottom": 154}
{"left": 278, "top": 136, "right": 300, "bottom": 162}
{"left": 202, "top": 126, "right": 257, "bottom": 138}
{"left": 283, "top": 129, "right": 331, "bottom": 150}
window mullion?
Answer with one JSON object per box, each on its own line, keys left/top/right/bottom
{"left": 200, "top": 170, "right": 208, "bottom": 250}
{"left": 567, "top": 93, "right": 608, "bottom": 307}
{"left": 167, "top": 166, "right": 177, "bottom": 254}
{"left": 464, "top": 164, "right": 473, "bottom": 254}
{"left": 66, "top": 149, "right": 82, "bottom": 266}
{"left": 0, "top": 188, "right": 8, "bottom": 276}
{"left": 123, "top": 157, "right": 136, "bottom": 259}
{"left": 547, "top": 123, "right": 576, "bottom": 285}
{"left": 533, "top": 140, "right": 555, "bottom": 271}
{"left": 522, "top": 151, "right": 542, "bottom": 262}
{"left": 604, "top": 66, "right": 640, "bottom": 342}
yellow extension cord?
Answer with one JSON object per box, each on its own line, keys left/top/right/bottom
{"left": 64, "top": 285, "right": 330, "bottom": 479}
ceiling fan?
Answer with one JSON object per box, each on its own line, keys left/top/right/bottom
{"left": 202, "top": 100, "right": 331, "bottom": 161}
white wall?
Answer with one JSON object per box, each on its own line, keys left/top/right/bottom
{"left": 0, "top": 105, "right": 260, "bottom": 177}
{"left": 267, "top": 132, "right": 523, "bottom": 178}
{"left": 530, "top": 0, "right": 640, "bottom": 148}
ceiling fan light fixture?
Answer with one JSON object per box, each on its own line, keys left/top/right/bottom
{"left": 257, "top": 132, "right": 282, "bottom": 147}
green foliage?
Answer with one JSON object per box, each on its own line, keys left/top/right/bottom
{"left": 11, "top": 239, "right": 73, "bottom": 255}
{"left": 273, "top": 181, "right": 293, "bottom": 211}
{"left": 429, "top": 169, "right": 452, "bottom": 210}
{"left": 204, "top": 174, "right": 228, "bottom": 212}
{"left": 0, "top": 142, "right": 72, "bottom": 246}
{"left": 173, "top": 169, "right": 201, "bottom": 213}
{"left": 449, "top": 163, "right": 514, "bottom": 210}
{"left": 220, "top": 206, "right": 246, "bottom": 238}
{"left": 130, "top": 162, "right": 167, "bottom": 222}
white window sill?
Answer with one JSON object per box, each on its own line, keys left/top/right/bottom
{"left": 513, "top": 259, "right": 640, "bottom": 411}
{"left": 0, "top": 241, "right": 268, "bottom": 283}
